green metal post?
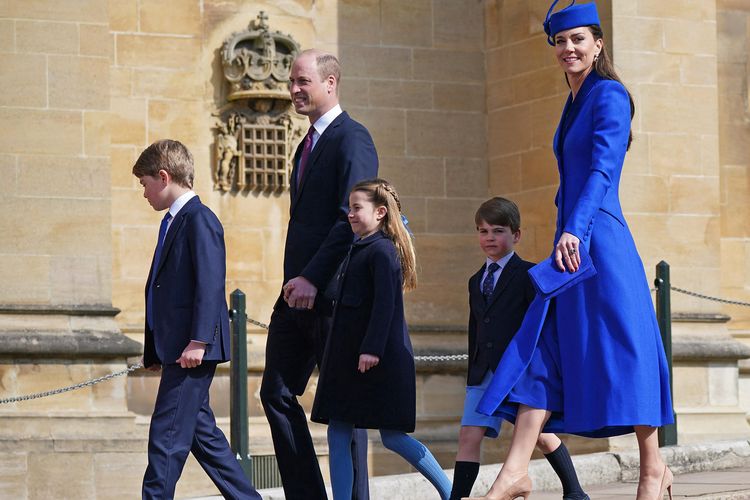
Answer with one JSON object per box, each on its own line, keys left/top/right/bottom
{"left": 229, "top": 289, "right": 253, "bottom": 481}
{"left": 655, "top": 261, "right": 677, "bottom": 447}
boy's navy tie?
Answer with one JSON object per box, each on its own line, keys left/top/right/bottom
{"left": 482, "top": 262, "right": 500, "bottom": 300}
{"left": 147, "top": 211, "right": 172, "bottom": 330}
{"left": 296, "top": 126, "right": 314, "bottom": 189}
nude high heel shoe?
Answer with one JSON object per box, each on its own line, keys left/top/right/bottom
{"left": 658, "top": 465, "right": 673, "bottom": 500}
{"left": 461, "top": 474, "right": 532, "bottom": 500}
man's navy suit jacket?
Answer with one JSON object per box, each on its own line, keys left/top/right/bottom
{"left": 282, "top": 111, "right": 378, "bottom": 298}
{"left": 466, "top": 253, "right": 536, "bottom": 386}
{"left": 143, "top": 196, "right": 230, "bottom": 368}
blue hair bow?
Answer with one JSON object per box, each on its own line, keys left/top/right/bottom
{"left": 401, "top": 213, "right": 414, "bottom": 237}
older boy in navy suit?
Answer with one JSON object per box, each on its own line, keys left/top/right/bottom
{"left": 449, "top": 197, "right": 588, "bottom": 500}
{"left": 134, "top": 139, "right": 261, "bottom": 500}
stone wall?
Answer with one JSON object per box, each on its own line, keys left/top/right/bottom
{"left": 337, "top": 0, "right": 488, "bottom": 325}
{"left": 717, "top": 0, "right": 750, "bottom": 419}
{"left": 0, "top": 1, "right": 111, "bottom": 307}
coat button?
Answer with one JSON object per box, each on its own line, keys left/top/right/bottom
{"left": 484, "top": 318, "right": 490, "bottom": 323}
{"left": 486, "top": 342, "right": 493, "bottom": 348}
{"left": 156, "top": 284, "right": 160, "bottom": 288}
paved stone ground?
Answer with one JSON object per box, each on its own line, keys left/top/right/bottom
{"left": 225, "top": 465, "right": 750, "bottom": 500}
{"left": 191, "top": 440, "right": 750, "bottom": 499}
{"left": 532, "top": 466, "right": 750, "bottom": 499}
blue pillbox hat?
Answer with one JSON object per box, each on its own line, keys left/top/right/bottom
{"left": 543, "top": 1, "right": 601, "bottom": 46}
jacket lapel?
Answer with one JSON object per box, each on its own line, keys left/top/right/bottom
{"left": 485, "top": 253, "right": 522, "bottom": 310}
{"left": 291, "top": 112, "right": 348, "bottom": 213}
{"left": 153, "top": 196, "right": 198, "bottom": 279}
{"left": 469, "top": 266, "right": 486, "bottom": 313}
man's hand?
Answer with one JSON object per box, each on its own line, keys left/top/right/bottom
{"left": 140, "top": 355, "right": 161, "bottom": 373}
{"left": 358, "top": 354, "right": 380, "bottom": 373}
{"left": 176, "top": 340, "right": 206, "bottom": 369}
{"left": 283, "top": 276, "right": 317, "bottom": 309}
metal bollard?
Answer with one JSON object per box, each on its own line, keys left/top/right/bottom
{"left": 229, "top": 289, "right": 253, "bottom": 481}
{"left": 655, "top": 261, "right": 678, "bottom": 447}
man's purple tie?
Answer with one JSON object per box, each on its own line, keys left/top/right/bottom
{"left": 482, "top": 262, "right": 500, "bottom": 300}
{"left": 296, "top": 126, "right": 315, "bottom": 189}
{"left": 146, "top": 211, "right": 172, "bottom": 331}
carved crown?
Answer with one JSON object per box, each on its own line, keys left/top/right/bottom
{"left": 221, "top": 11, "right": 301, "bottom": 102}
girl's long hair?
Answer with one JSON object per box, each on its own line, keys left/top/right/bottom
{"left": 350, "top": 178, "right": 417, "bottom": 291}
{"left": 589, "top": 24, "right": 635, "bottom": 150}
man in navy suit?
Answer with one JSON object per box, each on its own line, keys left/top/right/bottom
{"left": 134, "top": 139, "right": 261, "bottom": 500}
{"left": 260, "top": 49, "right": 378, "bottom": 499}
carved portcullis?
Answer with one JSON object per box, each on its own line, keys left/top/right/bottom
{"left": 214, "top": 12, "right": 303, "bottom": 192}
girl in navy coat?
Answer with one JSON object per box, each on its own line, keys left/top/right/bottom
{"left": 469, "top": 2, "right": 674, "bottom": 500}
{"left": 311, "top": 179, "right": 451, "bottom": 499}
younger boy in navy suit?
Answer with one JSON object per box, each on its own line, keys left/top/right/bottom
{"left": 449, "top": 197, "right": 588, "bottom": 500}
{"left": 133, "top": 139, "right": 261, "bottom": 500}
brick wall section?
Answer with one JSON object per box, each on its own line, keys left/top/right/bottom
{"left": 109, "top": 1, "right": 320, "bottom": 332}
{"left": 109, "top": 0, "right": 207, "bottom": 330}
{"left": 717, "top": 0, "right": 750, "bottom": 330}
{"left": 612, "top": 0, "right": 721, "bottom": 314}
{"left": 0, "top": 1, "right": 112, "bottom": 306}
{"left": 338, "top": 0, "right": 487, "bottom": 325}
{"left": 484, "top": 0, "right": 570, "bottom": 262}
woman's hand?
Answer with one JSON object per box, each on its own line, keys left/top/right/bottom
{"left": 358, "top": 354, "right": 380, "bottom": 373}
{"left": 555, "top": 232, "right": 581, "bottom": 273}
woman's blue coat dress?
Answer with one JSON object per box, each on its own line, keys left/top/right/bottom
{"left": 477, "top": 71, "right": 674, "bottom": 437}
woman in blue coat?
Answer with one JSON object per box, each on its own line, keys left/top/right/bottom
{"left": 466, "top": 2, "right": 674, "bottom": 500}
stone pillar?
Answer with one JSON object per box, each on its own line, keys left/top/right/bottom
{"left": 716, "top": 0, "right": 750, "bottom": 422}
{"left": 610, "top": 0, "right": 750, "bottom": 442}
{"left": 0, "top": 0, "right": 141, "bottom": 433}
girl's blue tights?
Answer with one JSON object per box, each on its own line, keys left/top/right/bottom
{"left": 327, "top": 419, "right": 451, "bottom": 500}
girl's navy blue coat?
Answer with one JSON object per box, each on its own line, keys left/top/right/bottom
{"left": 311, "top": 231, "right": 416, "bottom": 432}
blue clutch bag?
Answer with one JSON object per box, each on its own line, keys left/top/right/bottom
{"left": 528, "top": 245, "right": 597, "bottom": 299}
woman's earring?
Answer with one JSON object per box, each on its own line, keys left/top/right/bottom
{"left": 594, "top": 53, "right": 600, "bottom": 62}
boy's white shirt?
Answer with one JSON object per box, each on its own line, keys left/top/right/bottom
{"left": 165, "top": 190, "right": 196, "bottom": 232}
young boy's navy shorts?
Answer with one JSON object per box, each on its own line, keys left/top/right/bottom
{"left": 460, "top": 370, "right": 503, "bottom": 438}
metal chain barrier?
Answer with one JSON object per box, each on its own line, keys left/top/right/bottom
{"left": 244, "top": 316, "right": 468, "bottom": 361}
{"left": 670, "top": 285, "right": 750, "bottom": 307}
{"left": 0, "top": 363, "right": 143, "bottom": 405}
{"left": 6, "top": 281, "right": 742, "bottom": 405}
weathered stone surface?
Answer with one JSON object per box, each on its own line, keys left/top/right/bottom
{"left": 378, "top": 156, "right": 445, "bottom": 198}
{"left": 0, "top": 19, "right": 14, "bottom": 52}
{"left": 434, "top": 83, "right": 485, "bottom": 112}
{"left": 0, "top": 331, "right": 141, "bottom": 357}
{"left": 413, "top": 48, "right": 485, "bottom": 83}
{"left": 0, "top": 0, "right": 107, "bottom": 22}
{"left": 108, "top": 0, "right": 138, "bottom": 31}
{"left": 139, "top": 0, "right": 202, "bottom": 36}
{"left": 380, "top": 0, "right": 432, "bottom": 47}
{"left": 0, "top": 53, "right": 47, "bottom": 106}
{"left": 0, "top": 108, "right": 82, "bottom": 155}
{"left": 116, "top": 34, "right": 201, "bottom": 70}
{"left": 16, "top": 20, "right": 78, "bottom": 54}
{"left": 434, "top": 0, "right": 483, "bottom": 50}
{"left": 407, "top": 110, "right": 485, "bottom": 157}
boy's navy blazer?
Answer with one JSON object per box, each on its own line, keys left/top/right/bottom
{"left": 282, "top": 111, "right": 378, "bottom": 296}
{"left": 143, "top": 196, "right": 230, "bottom": 368}
{"left": 466, "top": 253, "right": 536, "bottom": 386}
